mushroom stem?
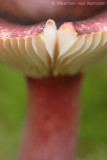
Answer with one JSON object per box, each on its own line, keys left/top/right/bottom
{"left": 18, "top": 74, "right": 82, "bottom": 160}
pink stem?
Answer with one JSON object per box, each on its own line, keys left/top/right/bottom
{"left": 18, "top": 74, "right": 82, "bottom": 160}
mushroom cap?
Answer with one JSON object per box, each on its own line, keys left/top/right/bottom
{"left": 0, "top": 11, "right": 107, "bottom": 78}
{"left": 0, "top": 0, "right": 106, "bottom": 23}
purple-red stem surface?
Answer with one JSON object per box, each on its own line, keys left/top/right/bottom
{"left": 18, "top": 74, "right": 82, "bottom": 160}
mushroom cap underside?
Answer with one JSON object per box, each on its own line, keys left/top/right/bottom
{"left": 0, "top": 11, "right": 107, "bottom": 78}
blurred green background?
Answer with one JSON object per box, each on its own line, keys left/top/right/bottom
{"left": 0, "top": 62, "right": 107, "bottom": 160}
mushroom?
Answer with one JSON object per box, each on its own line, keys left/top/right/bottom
{"left": 0, "top": 1, "right": 107, "bottom": 160}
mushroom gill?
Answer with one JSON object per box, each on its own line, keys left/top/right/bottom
{"left": 0, "top": 10, "right": 107, "bottom": 77}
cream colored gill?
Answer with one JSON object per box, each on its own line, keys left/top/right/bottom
{"left": 0, "top": 19, "right": 107, "bottom": 77}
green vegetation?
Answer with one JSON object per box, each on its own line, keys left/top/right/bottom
{"left": 0, "top": 62, "right": 107, "bottom": 160}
